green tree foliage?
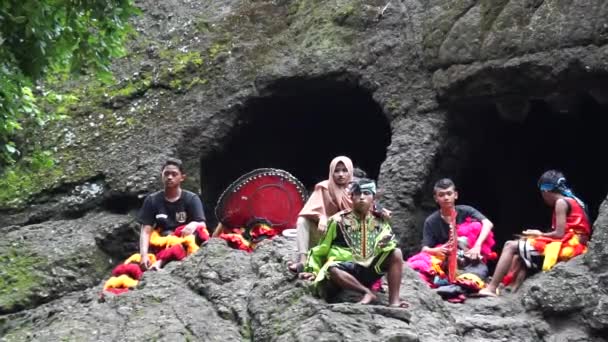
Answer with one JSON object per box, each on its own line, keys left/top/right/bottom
{"left": 0, "top": 0, "right": 139, "bottom": 163}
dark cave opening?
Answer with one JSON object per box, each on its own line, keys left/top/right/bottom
{"left": 441, "top": 93, "right": 608, "bottom": 252}
{"left": 200, "top": 78, "right": 392, "bottom": 228}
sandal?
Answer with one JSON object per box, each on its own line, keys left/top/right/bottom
{"left": 475, "top": 287, "right": 499, "bottom": 298}
{"left": 389, "top": 301, "right": 409, "bottom": 308}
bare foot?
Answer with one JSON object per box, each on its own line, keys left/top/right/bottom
{"left": 389, "top": 300, "right": 409, "bottom": 308}
{"left": 287, "top": 261, "right": 304, "bottom": 274}
{"left": 358, "top": 291, "right": 377, "bottom": 305}
{"left": 477, "top": 287, "right": 498, "bottom": 297}
{"left": 298, "top": 272, "right": 315, "bottom": 281}
{"left": 149, "top": 260, "right": 163, "bottom": 271}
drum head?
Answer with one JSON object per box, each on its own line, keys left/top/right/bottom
{"left": 215, "top": 168, "right": 308, "bottom": 232}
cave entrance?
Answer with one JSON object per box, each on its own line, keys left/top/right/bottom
{"left": 438, "top": 93, "right": 608, "bottom": 252}
{"left": 200, "top": 78, "right": 391, "bottom": 228}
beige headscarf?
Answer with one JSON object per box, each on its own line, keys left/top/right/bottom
{"left": 299, "top": 156, "right": 354, "bottom": 226}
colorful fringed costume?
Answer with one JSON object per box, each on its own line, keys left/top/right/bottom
{"left": 214, "top": 168, "right": 307, "bottom": 252}
{"left": 407, "top": 218, "right": 497, "bottom": 301}
{"left": 103, "top": 224, "right": 209, "bottom": 294}
{"left": 518, "top": 197, "right": 591, "bottom": 271}
{"left": 305, "top": 209, "right": 397, "bottom": 291}
{"left": 217, "top": 221, "right": 280, "bottom": 252}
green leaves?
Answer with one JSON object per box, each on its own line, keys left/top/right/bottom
{"left": 12, "top": 16, "right": 26, "bottom": 24}
{"left": 0, "top": 0, "right": 139, "bottom": 164}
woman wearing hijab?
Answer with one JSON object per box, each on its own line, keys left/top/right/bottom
{"left": 478, "top": 170, "right": 591, "bottom": 297}
{"left": 288, "top": 156, "right": 354, "bottom": 273}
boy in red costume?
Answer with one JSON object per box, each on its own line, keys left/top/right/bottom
{"left": 479, "top": 170, "right": 591, "bottom": 297}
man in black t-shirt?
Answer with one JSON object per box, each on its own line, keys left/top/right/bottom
{"left": 421, "top": 178, "right": 494, "bottom": 262}
{"left": 137, "top": 158, "right": 206, "bottom": 269}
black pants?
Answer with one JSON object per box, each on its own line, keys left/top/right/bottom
{"left": 329, "top": 252, "right": 392, "bottom": 287}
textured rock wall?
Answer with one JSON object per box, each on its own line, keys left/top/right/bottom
{"left": 1, "top": 0, "right": 608, "bottom": 341}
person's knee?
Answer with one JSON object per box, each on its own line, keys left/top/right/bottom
{"left": 504, "top": 240, "right": 518, "bottom": 252}
{"left": 329, "top": 266, "right": 346, "bottom": 282}
{"left": 390, "top": 248, "right": 403, "bottom": 262}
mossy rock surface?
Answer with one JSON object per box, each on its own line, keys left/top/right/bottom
{"left": 0, "top": 213, "right": 131, "bottom": 314}
{"left": 0, "top": 247, "right": 45, "bottom": 314}
{"left": 0, "top": 0, "right": 381, "bottom": 209}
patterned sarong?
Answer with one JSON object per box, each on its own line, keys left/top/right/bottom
{"left": 518, "top": 231, "right": 587, "bottom": 271}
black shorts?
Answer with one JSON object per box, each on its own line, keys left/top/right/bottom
{"left": 461, "top": 262, "right": 489, "bottom": 279}
{"left": 329, "top": 253, "right": 391, "bottom": 288}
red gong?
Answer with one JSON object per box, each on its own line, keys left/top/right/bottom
{"left": 214, "top": 168, "right": 308, "bottom": 232}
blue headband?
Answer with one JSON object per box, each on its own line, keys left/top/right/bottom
{"left": 539, "top": 179, "right": 588, "bottom": 212}
{"left": 352, "top": 181, "right": 377, "bottom": 195}
{"left": 360, "top": 182, "right": 377, "bottom": 195}
{"left": 539, "top": 183, "right": 556, "bottom": 192}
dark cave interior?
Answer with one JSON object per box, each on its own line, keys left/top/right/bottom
{"left": 436, "top": 92, "right": 608, "bottom": 252}
{"left": 200, "top": 79, "right": 391, "bottom": 228}
{"left": 200, "top": 78, "right": 608, "bottom": 249}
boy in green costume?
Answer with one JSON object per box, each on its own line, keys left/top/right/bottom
{"left": 300, "top": 178, "right": 408, "bottom": 307}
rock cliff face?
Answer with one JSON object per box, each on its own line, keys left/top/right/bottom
{"left": 1, "top": 0, "right": 608, "bottom": 341}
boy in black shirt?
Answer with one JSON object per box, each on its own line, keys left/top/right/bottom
{"left": 422, "top": 178, "right": 493, "bottom": 260}
{"left": 137, "top": 158, "right": 207, "bottom": 269}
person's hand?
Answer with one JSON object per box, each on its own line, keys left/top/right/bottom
{"left": 378, "top": 234, "right": 394, "bottom": 249}
{"left": 181, "top": 222, "right": 199, "bottom": 237}
{"left": 140, "top": 254, "right": 151, "bottom": 270}
{"left": 381, "top": 208, "right": 392, "bottom": 219}
{"left": 465, "top": 245, "right": 481, "bottom": 260}
{"left": 298, "top": 272, "right": 316, "bottom": 281}
{"left": 522, "top": 229, "right": 542, "bottom": 236}
{"left": 433, "top": 245, "right": 451, "bottom": 257}
{"left": 318, "top": 221, "right": 328, "bottom": 234}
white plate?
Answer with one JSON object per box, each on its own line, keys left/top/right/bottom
{"left": 282, "top": 228, "right": 297, "bottom": 238}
